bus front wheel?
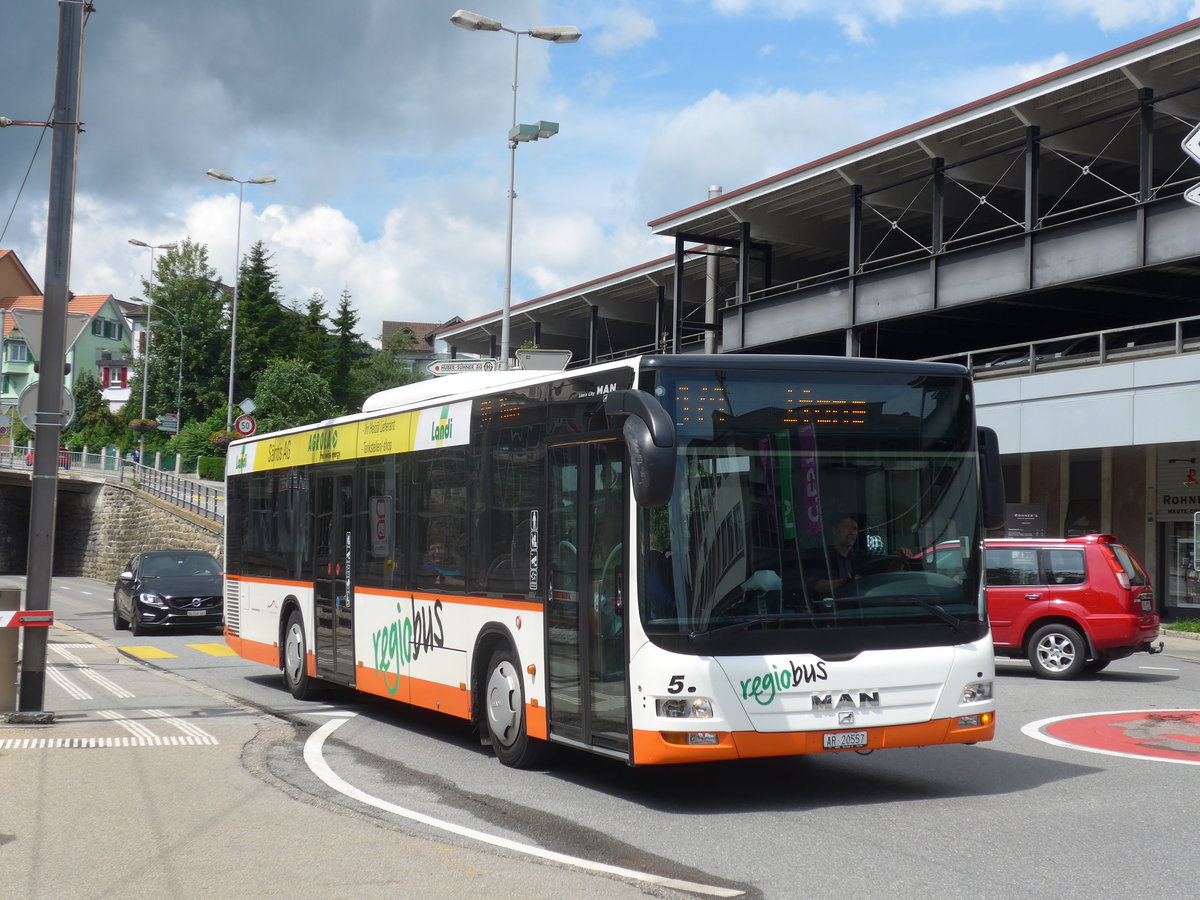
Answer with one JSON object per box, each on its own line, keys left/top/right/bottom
{"left": 283, "top": 610, "right": 317, "bottom": 700}
{"left": 484, "top": 646, "right": 546, "bottom": 768}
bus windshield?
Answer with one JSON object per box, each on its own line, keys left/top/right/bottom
{"left": 639, "top": 366, "right": 986, "bottom": 648}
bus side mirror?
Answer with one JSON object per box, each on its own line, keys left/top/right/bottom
{"left": 978, "top": 425, "right": 1005, "bottom": 531}
{"left": 604, "top": 389, "right": 676, "bottom": 508}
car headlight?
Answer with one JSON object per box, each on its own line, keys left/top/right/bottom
{"left": 138, "top": 592, "right": 168, "bottom": 608}
{"left": 961, "top": 680, "right": 993, "bottom": 703}
{"left": 656, "top": 697, "right": 714, "bottom": 719}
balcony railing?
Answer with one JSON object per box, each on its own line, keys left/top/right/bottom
{"left": 923, "top": 314, "right": 1200, "bottom": 378}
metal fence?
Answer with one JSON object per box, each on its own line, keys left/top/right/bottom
{"left": 0, "top": 447, "right": 224, "bottom": 524}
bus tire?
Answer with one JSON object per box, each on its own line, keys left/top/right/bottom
{"left": 484, "top": 646, "right": 546, "bottom": 768}
{"left": 283, "top": 609, "right": 317, "bottom": 700}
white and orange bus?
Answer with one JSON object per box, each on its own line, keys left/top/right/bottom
{"left": 224, "top": 354, "right": 1003, "bottom": 767}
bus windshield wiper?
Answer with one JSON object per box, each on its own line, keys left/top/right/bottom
{"left": 907, "top": 596, "right": 963, "bottom": 630}
{"left": 689, "top": 613, "right": 810, "bottom": 641}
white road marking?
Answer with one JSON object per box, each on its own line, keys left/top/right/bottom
{"left": 304, "top": 715, "right": 744, "bottom": 898}
{"left": 45, "top": 665, "right": 91, "bottom": 701}
{"left": 49, "top": 645, "right": 134, "bottom": 698}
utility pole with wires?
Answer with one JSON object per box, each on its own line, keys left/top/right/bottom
{"left": 15, "top": 0, "right": 89, "bottom": 718}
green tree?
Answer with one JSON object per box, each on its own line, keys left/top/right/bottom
{"left": 252, "top": 358, "right": 336, "bottom": 433}
{"left": 174, "top": 409, "right": 230, "bottom": 464}
{"left": 234, "top": 241, "right": 297, "bottom": 403}
{"left": 63, "top": 372, "right": 122, "bottom": 450}
{"left": 354, "top": 328, "right": 426, "bottom": 401}
{"left": 142, "top": 239, "right": 228, "bottom": 430}
{"left": 294, "top": 291, "right": 330, "bottom": 373}
{"left": 327, "top": 289, "right": 368, "bottom": 412}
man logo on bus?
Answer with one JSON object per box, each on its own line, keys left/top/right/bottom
{"left": 431, "top": 405, "right": 453, "bottom": 444}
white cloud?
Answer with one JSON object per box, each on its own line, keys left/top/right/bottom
{"left": 593, "top": 6, "right": 659, "bottom": 55}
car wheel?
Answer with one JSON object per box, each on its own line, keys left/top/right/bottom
{"left": 484, "top": 646, "right": 549, "bottom": 768}
{"left": 130, "top": 608, "right": 148, "bottom": 637}
{"left": 282, "top": 609, "right": 317, "bottom": 700}
{"left": 112, "top": 597, "right": 129, "bottom": 631}
{"left": 1028, "top": 623, "right": 1088, "bottom": 679}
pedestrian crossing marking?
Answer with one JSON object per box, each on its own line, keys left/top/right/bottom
{"left": 187, "top": 643, "right": 237, "bottom": 657}
{"left": 119, "top": 646, "right": 178, "bottom": 659}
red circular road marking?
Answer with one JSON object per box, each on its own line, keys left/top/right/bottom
{"left": 1024, "top": 709, "right": 1200, "bottom": 765}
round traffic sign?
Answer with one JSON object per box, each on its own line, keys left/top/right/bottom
{"left": 234, "top": 414, "right": 257, "bottom": 436}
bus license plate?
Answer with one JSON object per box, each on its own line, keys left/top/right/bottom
{"left": 823, "top": 731, "right": 868, "bottom": 750}
{"left": 187, "top": 609, "right": 207, "bottom": 616}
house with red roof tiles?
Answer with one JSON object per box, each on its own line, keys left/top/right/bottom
{"left": 1, "top": 250, "right": 136, "bottom": 417}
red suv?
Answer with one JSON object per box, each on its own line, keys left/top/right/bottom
{"left": 985, "top": 534, "right": 1163, "bottom": 679}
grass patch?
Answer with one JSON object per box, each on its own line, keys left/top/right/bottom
{"left": 1165, "top": 619, "right": 1200, "bottom": 633}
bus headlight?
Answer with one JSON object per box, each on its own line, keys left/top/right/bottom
{"left": 960, "top": 681, "right": 993, "bottom": 703}
{"left": 656, "top": 697, "right": 714, "bottom": 719}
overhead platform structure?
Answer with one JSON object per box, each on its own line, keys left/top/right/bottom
{"left": 440, "top": 19, "right": 1200, "bottom": 367}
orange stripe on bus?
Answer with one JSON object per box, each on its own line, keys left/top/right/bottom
{"left": 354, "top": 663, "right": 471, "bottom": 720}
{"left": 630, "top": 716, "right": 996, "bottom": 765}
{"left": 225, "top": 632, "right": 279, "bottom": 668}
{"left": 224, "top": 575, "right": 541, "bottom": 613}
{"left": 226, "top": 574, "right": 308, "bottom": 589}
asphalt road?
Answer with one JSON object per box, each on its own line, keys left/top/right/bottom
{"left": 8, "top": 575, "right": 1200, "bottom": 899}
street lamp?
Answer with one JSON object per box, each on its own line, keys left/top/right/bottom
{"left": 147, "top": 303, "right": 185, "bottom": 439}
{"left": 128, "top": 238, "right": 176, "bottom": 462}
{"left": 205, "top": 168, "right": 276, "bottom": 430}
{"left": 450, "top": 9, "right": 580, "bottom": 370}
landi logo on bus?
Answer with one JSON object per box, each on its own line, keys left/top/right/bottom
{"left": 431, "top": 406, "right": 453, "bottom": 443}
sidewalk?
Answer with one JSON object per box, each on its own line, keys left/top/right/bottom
{"left": 1160, "top": 627, "right": 1200, "bottom": 663}
{"left": 1, "top": 623, "right": 680, "bottom": 900}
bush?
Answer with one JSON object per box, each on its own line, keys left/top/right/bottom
{"left": 1166, "top": 619, "right": 1200, "bottom": 633}
{"left": 197, "top": 456, "right": 225, "bottom": 481}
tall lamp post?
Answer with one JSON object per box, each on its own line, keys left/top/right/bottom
{"left": 450, "top": 9, "right": 580, "bottom": 370}
{"left": 128, "top": 239, "right": 176, "bottom": 462}
{"left": 146, "top": 303, "right": 184, "bottom": 439}
{"left": 205, "top": 169, "right": 276, "bottom": 430}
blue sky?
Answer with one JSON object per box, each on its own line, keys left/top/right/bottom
{"left": 2, "top": 0, "right": 1199, "bottom": 341}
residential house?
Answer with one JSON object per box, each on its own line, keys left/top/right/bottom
{"left": 1, "top": 249, "right": 136, "bottom": 417}
{"left": 381, "top": 317, "right": 462, "bottom": 371}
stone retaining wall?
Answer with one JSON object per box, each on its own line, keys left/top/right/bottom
{"left": 0, "top": 478, "right": 221, "bottom": 580}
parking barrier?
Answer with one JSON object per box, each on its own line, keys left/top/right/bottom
{"left": 1, "top": 590, "right": 52, "bottom": 713}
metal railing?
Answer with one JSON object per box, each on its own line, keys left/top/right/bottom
{"left": 923, "top": 314, "right": 1200, "bottom": 378}
{"left": 0, "top": 448, "right": 224, "bottom": 524}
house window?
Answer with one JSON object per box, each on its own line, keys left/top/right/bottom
{"left": 100, "top": 366, "right": 128, "bottom": 389}
{"left": 92, "top": 318, "right": 105, "bottom": 336}
{"left": 107, "top": 319, "right": 122, "bottom": 340}
{"left": 5, "top": 341, "right": 29, "bottom": 363}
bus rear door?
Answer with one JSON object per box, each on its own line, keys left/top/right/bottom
{"left": 313, "top": 465, "right": 355, "bottom": 685}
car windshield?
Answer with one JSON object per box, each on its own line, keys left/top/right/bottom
{"left": 638, "top": 366, "right": 986, "bottom": 649}
{"left": 142, "top": 553, "right": 220, "bottom": 578}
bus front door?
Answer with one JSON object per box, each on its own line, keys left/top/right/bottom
{"left": 547, "top": 441, "right": 629, "bottom": 756}
{"left": 313, "top": 467, "right": 355, "bottom": 685}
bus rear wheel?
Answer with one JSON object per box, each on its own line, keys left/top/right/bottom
{"left": 484, "top": 646, "right": 547, "bottom": 768}
{"left": 283, "top": 609, "right": 317, "bottom": 700}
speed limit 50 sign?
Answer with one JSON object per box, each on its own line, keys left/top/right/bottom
{"left": 234, "top": 414, "right": 257, "bottom": 437}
